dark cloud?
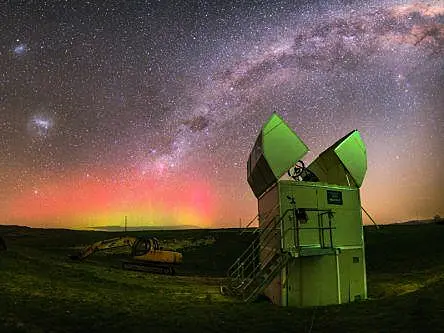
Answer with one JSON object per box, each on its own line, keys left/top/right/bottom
{"left": 183, "top": 115, "right": 210, "bottom": 132}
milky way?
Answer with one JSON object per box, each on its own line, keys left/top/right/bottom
{"left": 0, "top": 0, "right": 443, "bottom": 228}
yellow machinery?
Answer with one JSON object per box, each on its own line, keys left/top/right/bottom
{"left": 69, "top": 236, "right": 183, "bottom": 274}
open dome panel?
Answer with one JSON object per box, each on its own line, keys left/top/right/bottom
{"left": 307, "top": 130, "right": 367, "bottom": 188}
{"left": 247, "top": 114, "right": 309, "bottom": 198}
{"left": 334, "top": 130, "right": 367, "bottom": 187}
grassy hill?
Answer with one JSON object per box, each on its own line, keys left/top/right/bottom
{"left": 0, "top": 223, "right": 444, "bottom": 332}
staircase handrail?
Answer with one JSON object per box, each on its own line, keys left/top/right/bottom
{"left": 239, "top": 214, "right": 259, "bottom": 234}
{"left": 229, "top": 217, "right": 298, "bottom": 293}
{"left": 227, "top": 208, "right": 290, "bottom": 276}
{"left": 243, "top": 252, "right": 292, "bottom": 302}
{"left": 240, "top": 203, "right": 280, "bottom": 235}
{"left": 228, "top": 207, "right": 335, "bottom": 284}
{"left": 227, "top": 208, "right": 295, "bottom": 279}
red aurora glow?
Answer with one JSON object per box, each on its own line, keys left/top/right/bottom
{"left": 7, "top": 170, "right": 217, "bottom": 228}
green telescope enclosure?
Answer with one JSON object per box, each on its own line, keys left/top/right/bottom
{"left": 308, "top": 130, "right": 367, "bottom": 188}
{"left": 227, "top": 114, "right": 369, "bottom": 307}
{"left": 247, "top": 114, "right": 308, "bottom": 198}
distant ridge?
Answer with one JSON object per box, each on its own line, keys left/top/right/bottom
{"left": 87, "top": 225, "right": 202, "bottom": 231}
{"left": 391, "top": 218, "right": 444, "bottom": 225}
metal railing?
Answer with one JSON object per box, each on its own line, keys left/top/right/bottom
{"left": 240, "top": 203, "right": 280, "bottom": 235}
{"left": 225, "top": 205, "right": 336, "bottom": 301}
{"left": 226, "top": 208, "right": 297, "bottom": 300}
{"left": 282, "top": 208, "right": 335, "bottom": 251}
{"left": 227, "top": 208, "right": 292, "bottom": 280}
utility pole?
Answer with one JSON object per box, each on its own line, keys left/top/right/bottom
{"left": 124, "top": 215, "right": 127, "bottom": 233}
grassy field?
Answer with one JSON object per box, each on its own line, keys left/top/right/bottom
{"left": 1, "top": 224, "right": 444, "bottom": 333}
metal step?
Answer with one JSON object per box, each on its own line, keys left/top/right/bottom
{"left": 243, "top": 252, "right": 292, "bottom": 302}
{"left": 223, "top": 251, "right": 292, "bottom": 302}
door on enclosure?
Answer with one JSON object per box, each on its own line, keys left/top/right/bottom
{"left": 339, "top": 249, "right": 366, "bottom": 303}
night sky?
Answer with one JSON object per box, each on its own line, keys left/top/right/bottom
{"left": 1, "top": 0, "right": 443, "bottom": 229}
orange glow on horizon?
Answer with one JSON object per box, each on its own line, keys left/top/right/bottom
{"left": 7, "top": 170, "right": 218, "bottom": 228}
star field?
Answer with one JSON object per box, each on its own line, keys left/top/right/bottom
{"left": 0, "top": 0, "right": 443, "bottom": 228}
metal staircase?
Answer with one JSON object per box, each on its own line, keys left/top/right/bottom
{"left": 223, "top": 205, "right": 335, "bottom": 302}
{"left": 223, "top": 209, "right": 294, "bottom": 302}
{"left": 243, "top": 251, "right": 292, "bottom": 302}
